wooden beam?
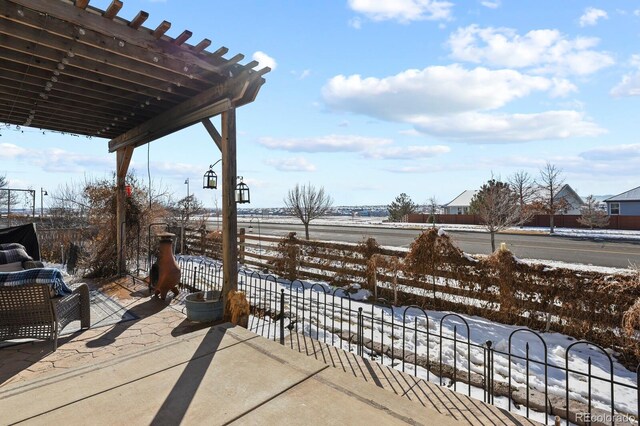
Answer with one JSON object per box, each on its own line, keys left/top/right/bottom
{"left": 193, "top": 39, "right": 211, "bottom": 53}
{"left": 0, "top": 6, "right": 210, "bottom": 93}
{"left": 74, "top": 0, "right": 89, "bottom": 9}
{"left": 7, "top": 0, "right": 233, "bottom": 79}
{"left": 109, "top": 97, "right": 232, "bottom": 151}
{"left": 108, "top": 70, "right": 257, "bottom": 152}
{"left": 0, "top": 62, "right": 175, "bottom": 116}
{"left": 103, "top": 0, "right": 122, "bottom": 20}
{"left": 174, "top": 30, "right": 192, "bottom": 46}
{"left": 116, "top": 145, "right": 133, "bottom": 274}
{"left": 220, "top": 108, "right": 238, "bottom": 314}
{"left": 153, "top": 21, "right": 171, "bottom": 39}
{"left": 128, "top": 11, "right": 148, "bottom": 29}
{"left": 201, "top": 118, "right": 222, "bottom": 151}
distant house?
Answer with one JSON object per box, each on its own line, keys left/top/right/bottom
{"left": 443, "top": 190, "right": 478, "bottom": 215}
{"left": 553, "top": 184, "right": 585, "bottom": 215}
{"left": 604, "top": 186, "right": 640, "bottom": 216}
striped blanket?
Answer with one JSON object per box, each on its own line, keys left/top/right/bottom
{"left": 0, "top": 268, "right": 72, "bottom": 296}
{"left": 0, "top": 247, "right": 33, "bottom": 265}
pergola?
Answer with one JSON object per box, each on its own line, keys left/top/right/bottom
{"left": 0, "top": 0, "right": 269, "bottom": 301}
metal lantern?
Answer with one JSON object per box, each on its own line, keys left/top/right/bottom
{"left": 235, "top": 176, "right": 250, "bottom": 204}
{"left": 203, "top": 166, "right": 217, "bottom": 189}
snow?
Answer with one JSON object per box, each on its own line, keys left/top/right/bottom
{"left": 237, "top": 215, "right": 640, "bottom": 242}
{"left": 177, "top": 255, "right": 639, "bottom": 423}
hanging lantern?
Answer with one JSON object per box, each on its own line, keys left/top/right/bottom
{"left": 125, "top": 184, "right": 132, "bottom": 197}
{"left": 235, "top": 176, "right": 250, "bottom": 204}
{"left": 203, "top": 166, "right": 217, "bottom": 189}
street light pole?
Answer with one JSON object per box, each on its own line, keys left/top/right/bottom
{"left": 185, "top": 178, "right": 190, "bottom": 199}
{"left": 40, "top": 188, "right": 48, "bottom": 217}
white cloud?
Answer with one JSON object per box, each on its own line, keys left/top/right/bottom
{"left": 150, "top": 162, "right": 204, "bottom": 177}
{"left": 323, "top": 65, "right": 552, "bottom": 120}
{"left": 580, "top": 144, "right": 640, "bottom": 161}
{"left": 579, "top": 7, "right": 608, "bottom": 27}
{"left": 610, "top": 73, "right": 640, "bottom": 96}
{"left": 447, "top": 25, "right": 614, "bottom": 76}
{"left": 348, "top": 17, "right": 363, "bottom": 29}
{"left": 610, "top": 55, "right": 640, "bottom": 97}
{"left": 550, "top": 78, "right": 579, "bottom": 98}
{"left": 264, "top": 157, "right": 317, "bottom": 172}
{"left": 0, "top": 142, "right": 29, "bottom": 158}
{"left": 322, "top": 65, "right": 604, "bottom": 142}
{"left": 635, "top": 9, "right": 640, "bottom": 17}
{"left": 252, "top": 51, "right": 277, "bottom": 71}
{"left": 399, "top": 129, "right": 422, "bottom": 136}
{"left": 291, "top": 69, "right": 311, "bottom": 79}
{"left": 481, "top": 0, "right": 500, "bottom": 9}
{"left": 364, "top": 145, "right": 450, "bottom": 159}
{"left": 348, "top": 0, "right": 453, "bottom": 23}
{"left": 258, "top": 134, "right": 392, "bottom": 152}
{"left": 0, "top": 143, "right": 111, "bottom": 173}
{"left": 411, "top": 111, "right": 605, "bottom": 142}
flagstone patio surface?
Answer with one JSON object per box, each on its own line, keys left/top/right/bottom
{"left": 0, "top": 276, "right": 537, "bottom": 425}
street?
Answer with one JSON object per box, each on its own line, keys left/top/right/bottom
{"left": 235, "top": 220, "right": 640, "bottom": 269}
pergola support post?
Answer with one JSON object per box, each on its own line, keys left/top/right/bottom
{"left": 116, "top": 146, "right": 134, "bottom": 275}
{"left": 220, "top": 108, "right": 238, "bottom": 317}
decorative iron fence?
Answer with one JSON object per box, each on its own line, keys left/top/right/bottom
{"left": 174, "top": 255, "right": 639, "bottom": 426}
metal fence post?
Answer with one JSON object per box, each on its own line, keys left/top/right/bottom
{"left": 279, "top": 289, "right": 285, "bottom": 345}
{"left": 486, "top": 340, "right": 494, "bottom": 405}
{"left": 192, "top": 266, "right": 198, "bottom": 290}
{"left": 357, "top": 307, "right": 363, "bottom": 357}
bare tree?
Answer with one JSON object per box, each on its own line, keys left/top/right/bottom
{"left": 577, "top": 195, "right": 609, "bottom": 229}
{"left": 538, "top": 162, "right": 565, "bottom": 234}
{"left": 284, "top": 183, "right": 333, "bottom": 240}
{"left": 172, "top": 194, "right": 207, "bottom": 228}
{"left": 470, "top": 179, "right": 531, "bottom": 251}
{"left": 426, "top": 196, "right": 439, "bottom": 227}
{"left": 508, "top": 170, "right": 537, "bottom": 214}
{"left": 0, "top": 174, "right": 19, "bottom": 216}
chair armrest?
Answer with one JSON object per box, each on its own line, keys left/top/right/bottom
{"left": 22, "top": 260, "right": 45, "bottom": 270}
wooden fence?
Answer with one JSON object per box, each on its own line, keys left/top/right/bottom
{"left": 407, "top": 213, "right": 640, "bottom": 230}
{"left": 182, "top": 226, "right": 640, "bottom": 363}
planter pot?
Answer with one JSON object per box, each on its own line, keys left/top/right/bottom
{"left": 185, "top": 290, "right": 223, "bottom": 322}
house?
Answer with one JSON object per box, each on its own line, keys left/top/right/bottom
{"left": 604, "top": 186, "right": 640, "bottom": 216}
{"left": 553, "top": 184, "right": 585, "bottom": 215}
{"left": 443, "top": 190, "right": 478, "bottom": 214}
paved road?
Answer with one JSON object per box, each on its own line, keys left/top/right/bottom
{"left": 236, "top": 221, "right": 640, "bottom": 269}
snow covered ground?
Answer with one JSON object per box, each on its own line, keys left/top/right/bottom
{"left": 177, "top": 255, "right": 639, "bottom": 425}
{"left": 237, "top": 215, "right": 640, "bottom": 242}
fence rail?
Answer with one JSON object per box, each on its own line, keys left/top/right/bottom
{"left": 407, "top": 213, "right": 640, "bottom": 230}
{"left": 174, "top": 255, "right": 640, "bottom": 426}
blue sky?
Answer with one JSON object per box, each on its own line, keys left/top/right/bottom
{"left": 2, "top": 0, "right": 640, "bottom": 208}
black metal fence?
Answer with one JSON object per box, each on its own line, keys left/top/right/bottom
{"left": 175, "top": 255, "right": 639, "bottom": 426}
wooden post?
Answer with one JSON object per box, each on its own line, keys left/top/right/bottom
{"left": 221, "top": 108, "right": 238, "bottom": 315}
{"left": 116, "top": 146, "right": 133, "bottom": 275}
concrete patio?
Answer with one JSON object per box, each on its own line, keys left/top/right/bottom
{"left": 0, "top": 277, "right": 537, "bottom": 425}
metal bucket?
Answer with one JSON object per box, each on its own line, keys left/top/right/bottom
{"left": 185, "top": 290, "right": 223, "bottom": 322}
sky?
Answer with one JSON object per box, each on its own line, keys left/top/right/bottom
{"left": 2, "top": 0, "right": 640, "bottom": 209}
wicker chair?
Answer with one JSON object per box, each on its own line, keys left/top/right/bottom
{"left": 0, "top": 283, "right": 90, "bottom": 351}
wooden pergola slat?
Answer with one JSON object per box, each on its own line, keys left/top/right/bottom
{"left": 0, "top": 0, "right": 270, "bottom": 316}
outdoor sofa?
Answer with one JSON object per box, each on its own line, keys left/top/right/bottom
{"left": 0, "top": 244, "right": 90, "bottom": 351}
